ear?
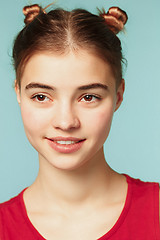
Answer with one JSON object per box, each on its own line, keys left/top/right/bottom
{"left": 14, "top": 80, "right": 21, "bottom": 105}
{"left": 114, "top": 79, "right": 125, "bottom": 112}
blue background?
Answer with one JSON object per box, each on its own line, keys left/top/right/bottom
{"left": 0, "top": 0, "right": 160, "bottom": 202}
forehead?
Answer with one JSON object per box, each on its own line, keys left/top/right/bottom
{"left": 21, "top": 50, "right": 116, "bottom": 88}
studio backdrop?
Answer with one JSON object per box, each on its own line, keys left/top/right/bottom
{"left": 0, "top": 0, "right": 160, "bottom": 202}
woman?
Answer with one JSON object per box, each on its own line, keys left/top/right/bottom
{"left": 0, "top": 4, "right": 159, "bottom": 239}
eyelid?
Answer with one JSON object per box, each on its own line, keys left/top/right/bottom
{"left": 30, "top": 92, "right": 102, "bottom": 104}
{"left": 79, "top": 93, "right": 102, "bottom": 102}
{"left": 31, "top": 93, "right": 52, "bottom": 103}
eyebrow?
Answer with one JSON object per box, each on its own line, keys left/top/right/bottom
{"left": 78, "top": 83, "right": 108, "bottom": 91}
{"left": 25, "top": 82, "right": 108, "bottom": 91}
{"left": 25, "top": 83, "right": 54, "bottom": 91}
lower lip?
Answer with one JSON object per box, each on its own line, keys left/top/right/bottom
{"left": 46, "top": 139, "right": 85, "bottom": 153}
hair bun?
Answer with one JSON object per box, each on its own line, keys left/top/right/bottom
{"left": 100, "top": 7, "right": 128, "bottom": 34}
{"left": 23, "top": 4, "right": 42, "bottom": 25}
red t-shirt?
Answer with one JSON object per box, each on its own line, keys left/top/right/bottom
{"left": 0, "top": 175, "right": 160, "bottom": 239}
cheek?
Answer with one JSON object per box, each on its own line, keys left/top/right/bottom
{"left": 81, "top": 103, "right": 114, "bottom": 139}
{"left": 95, "top": 110, "right": 113, "bottom": 127}
{"left": 20, "top": 103, "right": 49, "bottom": 133}
{"left": 94, "top": 109, "right": 114, "bottom": 142}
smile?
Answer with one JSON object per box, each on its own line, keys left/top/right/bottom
{"left": 46, "top": 137, "right": 86, "bottom": 153}
{"left": 53, "top": 140, "right": 80, "bottom": 145}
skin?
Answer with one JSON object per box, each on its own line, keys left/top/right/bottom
{"left": 15, "top": 50, "right": 160, "bottom": 239}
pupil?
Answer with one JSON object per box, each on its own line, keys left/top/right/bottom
{"left": 85, "top": 95, "right": 92, "bottom": 101}
{"left": 38, "top": 95, "right": 44, "bottom": 101}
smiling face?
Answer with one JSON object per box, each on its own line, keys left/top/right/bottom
{"left": 15, "top": 50, "right": 124, "bottom": 171}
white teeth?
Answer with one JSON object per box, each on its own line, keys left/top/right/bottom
{"left": 55, "top": 141, "right": 79, "bottom": 145}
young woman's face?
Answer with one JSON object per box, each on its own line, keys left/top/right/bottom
{"left": 16, "top": 50, "right": 124, "bottom": 171}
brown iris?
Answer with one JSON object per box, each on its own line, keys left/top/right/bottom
{"left": 83, "top": 95, "right": 93, "bottom": 101}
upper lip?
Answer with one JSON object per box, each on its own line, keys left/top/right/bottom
{"left": 46, "top": 137, "right": 86, "bottom": 141}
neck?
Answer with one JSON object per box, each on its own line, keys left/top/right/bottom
{"left": 27, "top": 148, "right": 120, "bottom": 211}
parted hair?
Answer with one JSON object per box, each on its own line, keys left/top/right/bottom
{"left": 13, "top": 4, "right": 128, "bottom": 88}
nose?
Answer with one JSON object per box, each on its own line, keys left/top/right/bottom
{"left": 52, "top": 102, "right": 80, "bottom": 131}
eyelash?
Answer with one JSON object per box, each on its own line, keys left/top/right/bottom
{"left": 80, "top": 94, "right": 102, "bottom": 103}
{"left": 31, "top": 94, "right": 102, "bottom": 103}
{"left": 31, "top": 94, "right": 51, "bottom": 102}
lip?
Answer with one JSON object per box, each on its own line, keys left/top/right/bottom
{"left": 45, "top": 137, "right": 86, "bottom": 153}
{"left": 48, "top": 137, "right": 85, "bottom": 141}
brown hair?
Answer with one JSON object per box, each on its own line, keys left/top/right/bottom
{"left": 13, "top": 4, "right": 128, "bottom": 88}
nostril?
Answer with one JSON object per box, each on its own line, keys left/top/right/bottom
{"left": 51, "top": 105, "right": 80, "bottom": 130}
{"left": 52, "top": 117, "right": 80, "bottom": 130}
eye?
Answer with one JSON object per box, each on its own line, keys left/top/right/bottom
{"left": 80, "top": 94, "right": 101, "bottom": 102}
{"left": 31, "top": 94, "right": 50, "bottom": 102}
